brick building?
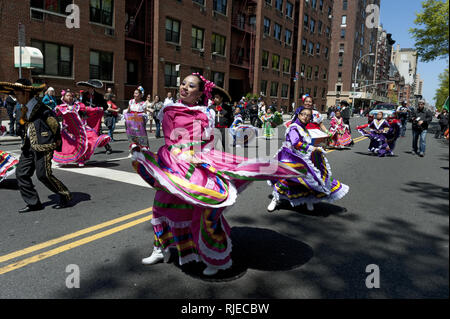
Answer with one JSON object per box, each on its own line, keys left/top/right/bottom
{"left": 0, "top": 0, "right": 126, "bottom": 104}
{"left": 327, "top": 0, "right": 380, "bottom": 110}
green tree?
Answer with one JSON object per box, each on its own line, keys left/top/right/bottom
{"left": 435, "top": 68, "right": 449, "bottom": 110}
{"left": 410, "top": 0, "right": 449, "bottom": 62}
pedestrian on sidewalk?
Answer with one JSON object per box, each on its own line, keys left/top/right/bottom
{"left": 42, "top": 87, "right": 57, "bottom": 110}
{"left": 411, "top": 100, "right": 433, "bottom": 157}
{"left": 5, "top": 93, "right": 17, "bottom": 136}
{"left": 340, "top": 100, "right": 352, "bottom": 134}
{"left": 396, "top": 101, "right": 409, "bottom": 137}
{"left": 144, "top": 94, "right": 154, "bottom": 133}
{"left": 105, "top": 93, "right": 119, "bottom": 142}
{"left": 0, "top": 79, "right": 72, "bottom": 212}
{"left": 435, "top": 109, "right": 448, "bottom": 139}
{"left": 151, "top": 95, "right": 163, "bottom": 138}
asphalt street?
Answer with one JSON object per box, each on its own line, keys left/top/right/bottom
{"left": 0, "top": 116, "right": 448, "bottom": 299}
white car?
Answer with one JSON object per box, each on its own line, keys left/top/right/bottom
{"left": 369, "top": 104, "right": 397, "bottom": 118}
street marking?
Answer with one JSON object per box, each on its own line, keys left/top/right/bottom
{"left": 326, "top": 137, "right": 367, "bottom": 153}
{"left": 0, "top": 214, "right": 153, "bottom": 275}
{"left": 0, "top": 207, "right": 152, "bottom": 264}
{"left": 54, "top": 166, "right": 151, "bottom": 188}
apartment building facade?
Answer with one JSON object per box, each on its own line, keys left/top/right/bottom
{"left": 327, "top": 0, "right": 380, "bottom": 109}
{"left": 0, "top": 0, "right": 126, "bottom": 103}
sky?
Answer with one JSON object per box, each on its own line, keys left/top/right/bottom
{"left": 379, "top": 0, "right": 448, "bottom": 105}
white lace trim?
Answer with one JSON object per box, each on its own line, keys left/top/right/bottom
{"left": 151, "top": 216, "right": 192, "bottom": 229}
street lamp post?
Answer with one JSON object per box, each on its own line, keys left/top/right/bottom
{"left": 352, "top": 53, "right": 375, "bottom": 113}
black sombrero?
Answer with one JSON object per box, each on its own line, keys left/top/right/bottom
{"left": 0, "top": 79, "right": 46, "bottom": 94}
{"left": 76, "top": 79, "right": 104, "bottom": 89}
{"left": 211, "top": 86, "right": 232, "bottom": 103}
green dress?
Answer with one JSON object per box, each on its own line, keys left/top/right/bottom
{"left": 261, "top": 113, "right": 275, "bottom": 139}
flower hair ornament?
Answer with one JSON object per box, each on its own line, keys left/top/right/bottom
{"left": 137, "top": 86, "right": 144, "bottom": 96}
{"left": 301, "top": 94, "right": 310, "bottom": 102}
{"left": 192, "top": 73, "right": 216, "bottom": 105}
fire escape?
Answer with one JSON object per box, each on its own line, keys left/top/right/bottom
{"left": 125, "top": 0, "right": 153, "bottom": 81}
{"left": 230, "top": 0, "right": 257, "bottom": 89}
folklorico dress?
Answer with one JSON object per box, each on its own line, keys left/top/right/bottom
{"left": 329, "top": 116, "right": 353, "bottom": 148}
{"left": 269, "top": 116, "right": 349, "bottom": 207}
{"left": 53, "top": 102, "right": 111, "bottom": 165}
{"left": 229, "top": 113, "right": 258, "bottom": 146}
{"left": 357, "top": 118, "right": 392, "bottom": 157}
{"left": 0, "top": 149, "right": 18, "bottom": 183}
{"left": 132, "top": 102, "right": 305, "bottom": 270}
{"left": 261, "top": 113, "right": 275, "bottom": 139}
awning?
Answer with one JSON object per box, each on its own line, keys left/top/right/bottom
{"left": 14, "top": 46, "right": 43, "bottom": 69}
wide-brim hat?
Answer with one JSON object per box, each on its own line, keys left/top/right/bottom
{"left": 0, "top": 80, "right": 46, "bottom": 94}
{"left": 76, "top": 79, "right": 104, "bottom": 89}
{"left": 211, "top": 86, "right": 231, "bottom": 103}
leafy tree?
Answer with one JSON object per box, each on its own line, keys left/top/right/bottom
{"left": 434, "top": 68, "right": 449, "bottom": 110}
{"left": 410, "top": 0, "right": 449, "bottom": 62}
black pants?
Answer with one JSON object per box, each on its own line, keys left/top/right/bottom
{"left": 343, "top": 118, "right": 351, "bottom": 133}
{"left": 7, "top": 106, "right": 15, "bottom": 135}
{"left": 16, "top": 148, "right": 71, "bottom": 206}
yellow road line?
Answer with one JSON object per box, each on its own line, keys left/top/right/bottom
{"left": 0, "top": 207, "right": 153, "bottom": 264}
{"left": 0, "top": 214, "right": 153, "bottom": 275}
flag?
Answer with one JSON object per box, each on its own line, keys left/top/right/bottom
{"left": 443, "top": 97, "right": 449, "bottom": 111}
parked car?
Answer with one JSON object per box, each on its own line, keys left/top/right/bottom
{"left": 368, "top": 104, "right": 397, "bottom": 118}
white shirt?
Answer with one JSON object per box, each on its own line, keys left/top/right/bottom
{"left": 129, "top": 99, "right": 146, "bottom": 113}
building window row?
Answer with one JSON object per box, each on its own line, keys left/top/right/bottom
{"left": 260, "top": 80, "right": 290, "bottom": 99}
{"left": 262, "top": 51, "right": 291, "bottom": 74}
{"left": 263, "top": 17, "right": 293, "bottom": 46}
{"left": 301, "top": 38, "right": 329, "bottom": 59}
{"left": 299, "top": 63, "right": 328, "bottom": 81}
{"left": 165, "top": 18, "right": 227, "bottom": 56}
{"left": 304, "top": 0, "right": 327, "bottom": 13}
{"left": 31, "top": 39, "right": 114, "bottom": 81}
{"left": 265, "top": 0, "right": 295, "bottom": 19}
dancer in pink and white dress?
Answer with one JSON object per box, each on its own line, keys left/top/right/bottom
{"left": 132, "top": 74, "right": 307, "bottom": 276}
{"left": 53, "top": 90, "right": 111, "bottom": 167}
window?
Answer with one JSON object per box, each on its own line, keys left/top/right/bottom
{"left": 324, "top": 47, "right": 329, "bottom": 58}
{"left": 126, "top": 60, "right": 138, "bottom": 85}
{"left": 272, "top": 54, "right": 280, "bottom": 70}
{"left": 341, "top": 15, "right": 347, "bottom": 26}
{"left": 285, "top": 29, "right": 292, "bottom": 45}
{"left": 319, "top": 0, "right": 323, "bottom": 11}
{"left": 193, "top": 0, "right": 205, "bottom": 5}
{"left": 343, "top": 0, "right": 348, "bottom": 10}
{"left": 191, "top": 26, "right": 204, "bottom": 49}
{"left": 308, "top": 42, "right": 314, "bottom": 55}
{"left": 318, "top": 20, "right": 323, "bottom": 34}
{"left": 164, "top": 63, "right": 178, "bottom": 87}
{"left": 31, "top": 0, "right": 73, "bottom": 15}
{"left": 322, "top": 88, "right": 326, "bottom": 98}
{"left": 275, "top": 0, "right": 283, "bottom": 11}
{"left": 283, "top": 58, "right": 290, "bottom": 73}
{"left": 212, "top": 33, "right": 226, "bottom": 55}
{"left": 326, "top": 26, "right": 331, "bottom": 38}
{"left": 273, "top": 23, "right": 282, "bottom": 40}
{"left": 303, "top": 14, "right": 309, "bottom": 28}
{"left": 264, "top": 17, "right": 271, "bottom": 35}
{"left": 262, "top": 51, "right": 269, "bottom": 67}
{"left": 313, "top": 86, "right": 317, "bottom": 97}
{"left": 323, "top": 68, "right": 328, "bottom": 80}
{"left": 302, "top": 38, "right": 307, "bottom": 53}
{"left": 211, "top": 71, "right": 225, "bottom": 87}
{"left": 281, "top": 84, "right": 289, "bottom": 98}
{"left": 336, "top": 85, "right": 342, "bottom": 93}
{"left": 90, "top": 50, "right": 113, "bottom": 81}
{"left": 90, "top": 0, "right": 114, "bottom": 26}
{"left": 310, "top": 18, "right": 315, "bottom": 33}
{"left": 261, "top": 80, "right": 268, "bottom": 96}
{"left": 306, "top": 66, "right": 312, "bottom": 80}
{"left": 314, "top": 66, "right": 319, "bottom": 79}
{"left": 337, "top": 71, "right": 342, "bottom": 81}
{"left": 166, "top": 18, "right": 180, "bottom": 43}
{"left": 265, "top": 0, "right": 272, "bottom": 6}
{"left": 340, "top": 29, "right": 346, "bottom": 39}
{"left": 300, "top": 64, "right": 305, "bottom": 76}
{"left": 311, "top": 0, "right": 317, "bottom": 9}
{"left": 30, "top": 39, "right": 73, "bottom": 77}
{"left": 213, "top": 0, "right": 227, "bottom": 15}
{"left": 286, "top": 1, "right": 294, "bottom": 18}
{"left": 338, "top": 56, "right": 343, "bottom": 67}
{"left": 316, "top": 43, "right": 321, "bottom": 55}
{"left": 270, "top": 82, "right": 279, "bottom": 97}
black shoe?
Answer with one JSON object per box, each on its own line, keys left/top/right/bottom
{"left": 18, "top": 203, "right": 44, "bottom": 213}
{"left": 105, "top": 144, "right": 113, "bottom": 155}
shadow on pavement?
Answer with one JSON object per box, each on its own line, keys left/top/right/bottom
{"left": 177, "top": 226, "right": 313, "bottom": 283}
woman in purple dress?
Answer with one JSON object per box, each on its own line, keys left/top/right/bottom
{"left": 267, "top": 107, "right": 349, "bottom": 212}
{"left": 358, "top": 112, "right": 393, "bottom": 157}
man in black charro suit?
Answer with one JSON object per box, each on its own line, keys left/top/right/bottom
{"left": 0, "top": 79, "right": 72, "bottom": 213}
